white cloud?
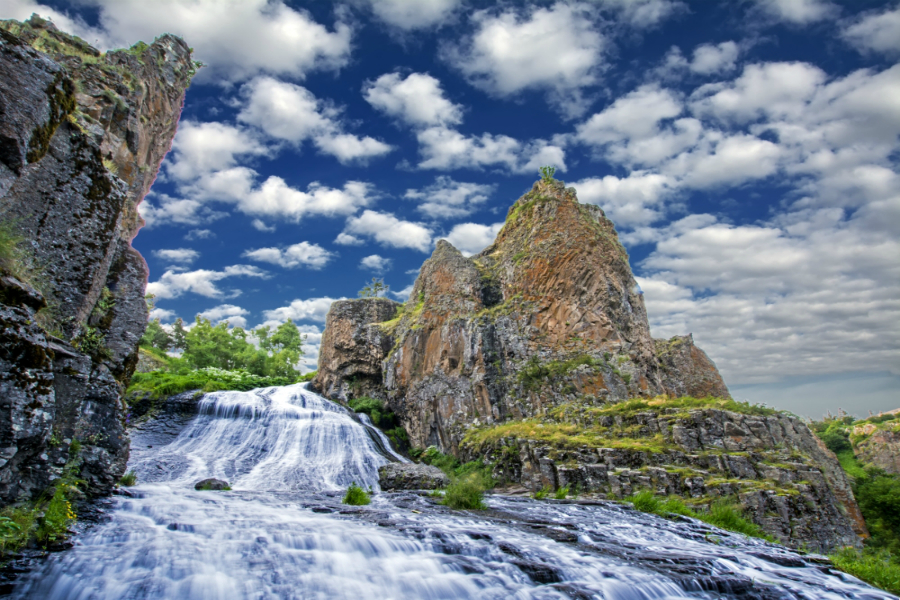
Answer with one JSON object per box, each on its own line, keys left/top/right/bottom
{"left": 570, "top": 173, "right": 676, "bottom": 227}
{"left": 72, "top": 0, "right": 352, "bottom": 82}
{"left": 841, "top": 5, "right": 900, "bottom": 57}
{"left": 390, "top": 284, "right": 415, "bottom": 302}
{"left": 263, "top": 297, "right": 343, "bottom": 323}
{"left": 595, "top": 0, "right": 685, "bottom": 28}
{"left": 334, "top": 232, "right": 364, "bottom": 246}
{"left": 343, "top": 210, "right": 433, "bottom": 252}
{"left": 148, "top": 307, "right": 176, "bottom": 322}
{"left": 167, "top": 121, "right": 267, "bottom": 182}
{"left": 665, "top": 133, "right": 782, "bottom": 189}
{"left": 146, "top": 265, "right": 269, "bottom": 300}
{"left": 442, "top": 222, "right": 504, "bottom": 256}
{"left": 185, "top": 229, "right": 214, "bottom": 240}
{"left": 237, "top": 179, "right": 375, "bottom": 222}
{"left": 138, "top": 194, "right": 228, "bottom": 228}
{"left": 198, "top": 304, "right": 249, "bottom": 328}
{"left": 356, "top": 0, "right": 461, "bottom": 29}
{"left": 416, "top": 126, "right": 566, "bottom": 173}
{"left": 152, "top": 248, "right": 199, "bottom": 266}
{"left": 359, "top": 254, "right": 392, "bottom": 273}
{"left": 363, "top": 72, "right": 463, "bottom": 128}
{"left": 251, "top": 219, "right": 275, "bottom": 232}
{"left": 690, "top": 41, "right": 740, "bottom": 75}
{"left": 444, "top": 2, "right": 605, "bottom": 117}
{"left": 404, "top": 176, "right": 494, "bottom": 219}
{"left": 242, "top": 242, "right": 334, "bottom": 270}
{"left": 238, "top": 77, "right": 392, "bottom": 163}
{"left": 752, "top": 0, "right": 839, "bottom": 24}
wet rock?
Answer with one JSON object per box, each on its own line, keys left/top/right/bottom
{"left": 194, "top": 478, "right": 230, "bottom": 491}
{"left": 378, "top": 463, "right": 449, "bottom": 490}
{"left": 0, "top": 17, "right": 192, "bottom": 505}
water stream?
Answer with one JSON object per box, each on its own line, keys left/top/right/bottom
{"left": 10, "top": 384, "right": 895, "bottom": 599}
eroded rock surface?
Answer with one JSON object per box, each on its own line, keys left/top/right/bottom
{"left": 378, "top": 463, "right": 449, "bottom": 491}
{"left": 0, "top": 16, "right": 192, "bottom": 503}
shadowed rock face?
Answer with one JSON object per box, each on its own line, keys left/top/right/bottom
{"left": 0, "top": 16, "right": 192, "bottom": 503}
{"left": 314, "top": 180, "right": 730, "bottom": 453}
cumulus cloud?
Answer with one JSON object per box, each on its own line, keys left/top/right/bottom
{"left": 242, "top": 242, "right": 334, "bottom": 270}
{"left": 359, "top": 254, "right": 392, "bottom": 273}
{"left": 238, "top": 77, "right": 392, "bottom": 163}
{"left": 263, "top": 297, "right": 343, "bottom": 323}
{"left": 334, "top": 232, "right": 364, "bottom": 246}
{"left": 146, "top": 265, "right": 269, "bottom": 300}
{"left": 443, "top": 2, "right": 605, "bottom": 117}
{"left": 185, "top": 229, "right": 214, "bottom": 240}
{"left": 442, "top": 222, "right": 504, "bottom": 256}
{"left": 167, "top": 121, "right": 268, "bottom": 182}
{"left": 251, "top": 219, "right": 275, "bottom": 232}
{"left": 594, "top": 0, "right": 685, "bottom": 28}
{"left": 139, "top": 194, "right": 229, "bottom": 228}
{"left": 841, "top": 5, "right": 900, "bottom": 57}
{"left": 416, "top": 127, "right": 566, "bottom": 173}
{"left": 363, "top": 72, "right": 463, "bottom": 128}
{"left": 355, "top": 0, "right": 461, "bottom": 29}
{"left": 342, "top": 210, "right": 433, "bottom": 252}
{"left": 51, "top": 0, "right": 353, "bottom": 82}
{"left": 404, "top": 176, "right": 494, "bottom": 219}
{"left": 152, "top": 248, "right": 199, "bottom": 266}
{"left": 751, "top": 0, "right": 839, "bottom": 24}
{"left": 198, "top": 304, "right": 250, "bottom": 328}
{"left": 149, "top": 307, "right": 176, "bottom": 322}
{"left": 689, "top": 42, "right": 740, "bottom": 75}
{"left": 570, "top": 173, "right": 676, "bottom": 227}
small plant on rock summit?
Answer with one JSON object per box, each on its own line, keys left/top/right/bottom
{"left": 539, "top": 165, "right": 556, "bottom": 182}
{"left": 342, "top": 482, "right": 371, "bottom": 506}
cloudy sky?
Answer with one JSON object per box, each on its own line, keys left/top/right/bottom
{"left": 3, "top": 0, "right": 898, "bottom": 417}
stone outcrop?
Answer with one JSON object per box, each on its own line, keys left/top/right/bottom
{"left": 313, "top": 180, "right": 730, "bottom": 454}
{"left": 852, "top": 414, "right": 900, "bottom": 475}
{"left": 0, "top": 16, "right": 192, "bottom": 504}
{"left": 378, "top": 463, "right": 449, "bottom": 491}
{"left": 313, "top": 178, "right": 867, "bottom": 551}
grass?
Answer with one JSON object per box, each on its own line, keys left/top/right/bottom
{"left": 517, "top": 354, "right": 602, "bottom": 391}
{"left": 119, "top": 470, "right": 137, "bottom": 486}
{"left": 624, "top": 491, "right": 774, "bottom": 542}
{"left": 830, "top": 547, "right": 900, "bottom": 594}
{"left": 342, "top": 482, "right": 371, "bottom": 506}
{"left": 127, "top": 367, "right": 297, "bottom": 399}
{"left": 0, "top": 508, "right": 35, "bottom": 555}
{"left": 442, "top": 473, "right": 486, "bottom": 510}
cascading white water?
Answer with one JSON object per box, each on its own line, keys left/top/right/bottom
{"left": 10, "top": 384, "right": 895, "bottom": 600}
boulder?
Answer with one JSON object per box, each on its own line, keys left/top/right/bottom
{"left": 378, "top": 463, "right": 449, "bottom": 491}
{"left": 194, "top": 478, "right": 230, "bottom": 491}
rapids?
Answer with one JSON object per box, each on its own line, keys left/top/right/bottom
{"left": 9, "top": 384, "right": 895, "bottom": 599}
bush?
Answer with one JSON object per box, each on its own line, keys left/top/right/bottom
{"left": 443, "top": 473, "right": 486, "bottom": 510}
{"left": 127, "top": 367, "right": 296, "bottom": 399}
{"left": 554, "top": 486, "right": 570, "bottom": 500}
{"left": 0, "top": 508, "right": 35, "bottom": 556}
{"left": 831, "top": 547, "right": 900, "bottom": 594}
{"left": 629, "top": 490, "right": 661, "bottom": 513}
{"left": 533, "top": 486, "right": 552, "bottom": 500}
{"left": 342, "top": 482, "right": 371, "bottom": 506}
{"left": 704, "top": 500, "right": 771, "bottom": 540}
{"left": 36, "top": 483, "right": 76, "bottom": 544}
{"left": 119, "top": 470, "right": 137, "bottom": 486}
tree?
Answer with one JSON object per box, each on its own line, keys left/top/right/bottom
{"left": 171, "top": 317, "right": 187, "bottom": 351}
{"left": 140, "top": 318, "right": 172, "bottom": 351}
{"left": 358, "top": 277, "right": 389, "bottom": 298}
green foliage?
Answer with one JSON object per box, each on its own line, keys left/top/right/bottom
{"left": 533, "top": 486, "right": 551, "bottom": 500}
{"left": 140, "top": 318, "right": 173, "bottom": 351}
{"left": 72, "top": 325, "right": 109, "bottom": 359}
{"left": 358, "top": 277, "right": 389, "bottom": 298}
{"left": 517, "top": 354, "right": 601, "bottom": 391}
{"left": 442, "top": 473, "right": 486, "bottom": 510}
{"left": 0, "top": 508, "right": 35, "bottom": 555}
{"left": 0, "top": 219, "right": 25, "bottom": 277}
{"left": 554, "top": 486, "right": 570, "bottom": 500}
{"left": 830, "top": 547, "right": 900, "bottom": 594}
{"left": 342, "top": 482, "right": 371, "bottom": 506}
{"left": 298, "top": 371, "right": 317, "bottom": 382}
{"left": 624, "top": 491, "right": 773, "bottom": 541}
{"left": 36, "top": 482, "right": 76, "bottom": 543}
{"left": 196, "top": 481, "right": 231, "bottom": 491}
{"left": 385, "top": 426, "right": 409, "bottom": 448}
{"left": 128, "top": 367, "right": 296, "bottom": 399}
{"left": 539, "top": 165, "right": 556, "bottom": 182}
{"left": 119, "top": 470, "right": 137, "bottom": 486}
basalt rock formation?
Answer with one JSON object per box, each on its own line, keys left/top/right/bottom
{"left": 314, "top": 179, "right": 729, "bottom": 451}
{"left": 0, "top": 16, "right": 193, "bottom": 503}
{"left": 313, "top": 179, "right": 867, "bottom": 550}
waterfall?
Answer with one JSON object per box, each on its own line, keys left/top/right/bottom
{"left": 10, "top": 384, "right": 894, "bottom": 600}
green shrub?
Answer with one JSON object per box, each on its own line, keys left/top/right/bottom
{"left": 443, "top": 473, "right": 486, "bottom": 510}
{"left": 629, "top": 490, "right": 661, "bottom": 513}
{"left": 298, "top": 370, "right": 317, "bottom": 382}
{"left": 127, "top": 367, "right": 296, "bottom": 399}
{"left": 533, "top": 486, "right": 552, "bottom": 500}
{"left": 704, "top": 500, "right": 771, "bottom": 540}
{"left": 119, "top": 470, "right": 137, "bottom": 486}
{"left": 831, "top": 547, "right": 900, "bottom": 594}
{"left": 554, "top": 486, "right": 570, "bottom": 500}
{"left": 36, "top": 482, "right": 76, "bottom": 544}
{"left": 0, "top": 508, "right": 35, "bottom": 555}
{"left": 342, "top": 482, "right": 371, "bottom": 506}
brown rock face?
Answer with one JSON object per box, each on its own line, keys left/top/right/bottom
{"left": 853, "top": 422, "right": 900, "bottom": 475}
{"left": 315, "top": 180, "right": 730, "bottom": 453}
{"left": 0, "top": 17, "right": 192, "bottom": 503}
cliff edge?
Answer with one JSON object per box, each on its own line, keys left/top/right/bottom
{"left": 0, "top": 16, "right": 193, "bottom": 503}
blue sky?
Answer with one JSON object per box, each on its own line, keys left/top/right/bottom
{"left": 3, "top": 0, "right": 898, "bottom": 417}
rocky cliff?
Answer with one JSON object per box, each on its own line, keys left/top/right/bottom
{"left": 0, "top": 16, "right": 193, "bottom": 503}
{"left": 312, "top": 178, "right": 867, "bottom": 550}
{"left": 314, "top": 179, "right": 729, "bottom": 452}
